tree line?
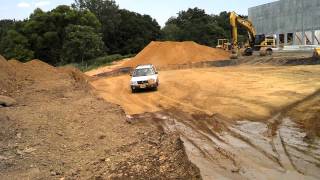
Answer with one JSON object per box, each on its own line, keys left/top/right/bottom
{"left": 0, "top": 0, "right": 247, "bottom": 66}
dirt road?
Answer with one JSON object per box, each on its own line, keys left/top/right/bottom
{"left": 91, "top": 65, "right": 320, "bottom": 179}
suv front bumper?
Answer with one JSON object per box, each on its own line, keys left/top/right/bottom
{"left": 131, "top": 81, "right": 158, "bottom": 90}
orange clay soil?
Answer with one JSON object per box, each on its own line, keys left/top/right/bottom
{"left": 122, "top": 41, "right": 230, "bottom": 68}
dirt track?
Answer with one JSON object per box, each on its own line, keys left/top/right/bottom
{"left": 92, "top": 65, "right": 320, "bottom": 118}
{"left": 91, "top": 65, "right": 320, "bottom": 179}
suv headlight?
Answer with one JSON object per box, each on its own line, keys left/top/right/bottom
{"left": 131, "top": 81, "right": 138, "bottom": 85}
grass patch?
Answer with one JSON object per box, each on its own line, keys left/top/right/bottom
{"left": 66, "top": 54, "right": 134, "bottom": 72}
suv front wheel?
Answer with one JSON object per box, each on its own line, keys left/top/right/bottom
{"left": 131, "top": 88, "right": 136, "bottom": 93}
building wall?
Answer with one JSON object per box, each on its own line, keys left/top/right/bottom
{"left": 248, "top": 0, "right": 320, "bottom": 44}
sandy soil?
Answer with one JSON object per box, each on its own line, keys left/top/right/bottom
{"left": 91, "top": 65, "right": 320, "bottom": 179}
{"left": 0, "top": 56, "right": 201, "bottom": 179}
{"left": 2, "top": 38, "right": 320, "bottom": 179}
{"left": 85, "top": 41, "right": 230, "bottom": 77}
{"left": 91, "top": 65, "right": 320, "bottom": 118}
{"left": 85, "top": 58, "right": 132, "bottom": 77}
{"left": 122, "top": 41, "right": 230, "bottom": 68}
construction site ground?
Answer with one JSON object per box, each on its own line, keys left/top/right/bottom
{"left": 90, "top": 52, "right": 320, "bottom": 179}
{"left": 0, "top": 57, "right": 200, "bottom": 180}
{"left": 1, "top": 41, "right": 320, "bottom": 180}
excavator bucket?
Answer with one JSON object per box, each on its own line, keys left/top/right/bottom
{"left": 230, "top": 49, "right": 239, "bottom": 59}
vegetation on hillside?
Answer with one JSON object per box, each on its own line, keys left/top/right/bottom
{"left": 0, "top": 0, "right": 247, "bottom": 67}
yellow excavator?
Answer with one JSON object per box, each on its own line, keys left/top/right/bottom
{"left": 230, "top": 11, "right": 275, "bottom": 58}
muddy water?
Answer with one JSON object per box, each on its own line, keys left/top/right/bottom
{"left": 133, "top": 111, "right": 320, "bottom": 180}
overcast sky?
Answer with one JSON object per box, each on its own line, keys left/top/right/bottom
{"left": 0, "top": 0, "right": 278, "bottom": 26}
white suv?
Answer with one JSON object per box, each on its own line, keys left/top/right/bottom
{"left": 130, "top": 64, "right": 159, "bottom": 93}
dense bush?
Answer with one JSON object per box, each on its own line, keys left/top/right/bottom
{"left": 0, "top": 6, "right": 103, "bottom": 65}
{"left": 71, "top": 54, "right": 134, "bottom": 71}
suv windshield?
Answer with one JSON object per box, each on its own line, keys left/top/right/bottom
{"left": 133, "top": 68, "right": 155, "bottom": 77}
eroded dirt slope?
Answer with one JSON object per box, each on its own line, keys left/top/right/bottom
{"left": 0, "top": 56, "right": 201, "bottom": 179}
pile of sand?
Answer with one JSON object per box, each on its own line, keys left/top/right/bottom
{"left": 0, "top": 56, "right": 90, "bottom": 96}
{"left": 0, "top": 56, "right": 23, "bottom": 95}
{"left": 122, "top": 41, "right": 230, "bottom": 68}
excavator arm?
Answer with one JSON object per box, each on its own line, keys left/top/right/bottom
{"left": 230, "top": 11, "right": 257, "bottom": 49}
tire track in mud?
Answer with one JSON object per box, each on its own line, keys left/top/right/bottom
{"left": 101, "top": 83, "right": 320, "bottom": 179}
{"left": 279, "top": 131, "right": 303, "bottom": 174}
{"left": 178, "top": 120, "right": 240, "bottom": 170}
{"left": 138, "top": 111, "right": 241, "bottom": 174}
{"left": 189, "top": 112, "right": 287, "bottom": 173}
{"left": 264, "top": 89, "right": 320, "bottom": 175}
{"left": 110, "top": 104, "right": 320, "bottom": 178}
{"left": 181, "top": 135, "right": 240, "bottom": 173}
{"left": 227, "top": 126, "right": 284, "bottom": 168}
{"left": 132, "top": 109, "right": 320, "bottom": 179}
{"left": 287, "top": 144, "right": 320, "bottom": 162}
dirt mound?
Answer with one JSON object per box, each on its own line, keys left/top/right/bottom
{"left": 122, "top": 41, "right": 230, "bottom": 68}
{"left": 0, "top": 56, "right": 200, "bottom": 179}
{"left": 0, "top": 56, "right": 22, "bottom": 96}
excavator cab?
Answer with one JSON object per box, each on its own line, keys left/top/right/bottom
{"left": 240, "top": 35, "right": 265, "bottom": 56}
{"left": 242, "top": 35, "right": 274, "bottom": 56}
{"left": 254, "top": 35, "right": 274, "bottom": 56}
{"left": 254, "top": 35, "right": 266, "bottom": 49}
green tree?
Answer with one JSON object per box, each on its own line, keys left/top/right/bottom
{"left": 73, "top": 0, "right": 121, "bottom": 53}
{"left": 0, "top": 20, "right": 15, "bottom": 40}
{"left": 213, "top": 11, "right": 248, "bottom": 43}
{"left": 62, "top": 25, "right": 104, "bottom": 64}
{"left": 73, "top": 0, "right": 161, "bottom": 54}
{"left": 21, "top": 5, "right": 102, "bottom": 65}
{"left": 113, "top": 9, "right": 160, "bottom": 54}
{"left": 161, "top": 9, "right": 248, "bottom": 47}
{"left": 161, "top": 23, "right": 183, "bottom": 41}
{"left": 162, "top": 8, "right": 224, "bottom": 46}
{"left": 0, "top": 30, "right": 34, "bottom": 61}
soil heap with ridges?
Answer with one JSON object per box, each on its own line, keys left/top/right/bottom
{"left": 123, "top": 41, "right": 230, "bottom": 68}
